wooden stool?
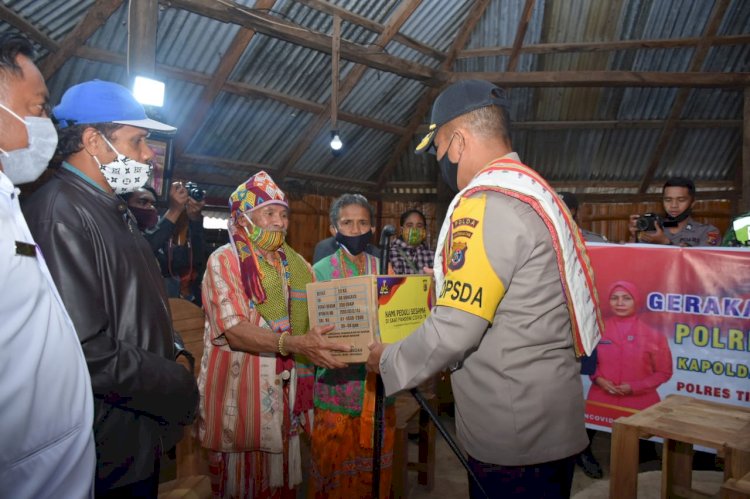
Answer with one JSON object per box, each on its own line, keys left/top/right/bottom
{"left": 391, "top": 392, "right": 437, "bottom": 498}
{"left": 609, "top": 394, "right": 750, "bottom": 499}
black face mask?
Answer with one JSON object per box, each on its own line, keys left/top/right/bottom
{"left": 335, "top": 230, "right": 372, "bottom": 255}
{"left": 437, "top": 134, "right": 459, "bottom": 193}
{"left": 663, "top": 207, "right": 691, "bottom": 226}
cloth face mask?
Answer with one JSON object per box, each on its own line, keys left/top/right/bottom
{"left": 243, "top": 212, "right": 286, "bottom": 251}
{"left": 402, "top": 227, "right": 426, "bottom": 246}
{"left": 0, "top": 102, "right": 58, "bottom": 185}
{"left": 94, "top": 135, "right": 153, "bottom": 194}
{"left": 335, "top": 230, "right": 372, "bottom": 256}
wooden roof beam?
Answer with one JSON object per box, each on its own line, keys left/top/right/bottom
{"left": 376, "top": 0, "right": 493, "bottom": 188}
{"left": 39, "top": 0, "right": 124, "bottom": 79}
{"left": 295, "top": 0, "right": 445, "bottom": 62}
{"left": 506, "top": 0, "right": 536, "bottom": 73}
{"left": 0, "top": 4, "right": 58, "bottom": 52}
{"left": 453, "top": 70, "right": 750, "bottom": 88}
{"left": 174, "top": 0, "right": 277, "bottom": 158}
{"left": 638, "top": 0, "right": 731, "bottom": 193}
{"left": 415, "top": 119, "right": 742, "bottom": 132}
{"left": 180, "top": 154, "right": 378, "bottom": 188}
{"left": 274, "top": 0, "right": 424, "bottom": 181}
{"left": 73, "top": 45, "right": 407, "bottom": 136}
{"left": 164, "top": 0, "right": 440, "bottom": 84}
{"left": 458, "top": 33, "right": 750, "bottom": 58}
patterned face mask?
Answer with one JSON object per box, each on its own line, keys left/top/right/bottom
{"left": 243, "top": 212, "right": 286, "bottom": 251}
{"left": 93, "top": 134, "right": 152, "bottom": 194}
{"left": 402, "top": 227, "right": 426, "bottom": 246}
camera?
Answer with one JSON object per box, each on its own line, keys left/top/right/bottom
{"left": 636, "top": 213, "right": 678, "bottom": 231}
{"left": 184, "top": 181, "right": 206, "bottom": 202}
{"left": 635, "top": 213, "right": 661, "bottom": 232}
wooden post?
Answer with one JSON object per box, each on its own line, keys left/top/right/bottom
{"left": 609, "top": 420, "right": 640, "bottom": 499}
{"left": 743, "top": 87, "right": 750, "bottom": 212}
{"left": 661, "top": 439, "right": 693, "bottom": 498}
{"left": 331, "top": 14, "right": 340, "bottom": 131}
{"left": 127, "top": 0, "right": 158, "bottom": 79}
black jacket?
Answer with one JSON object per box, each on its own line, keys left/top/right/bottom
{"left": 23, "top": 167, "right": 199, "bottom": 490}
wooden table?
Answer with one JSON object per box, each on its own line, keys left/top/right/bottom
{"left": 610, "top": 394, "right": 750, "bottom": 499}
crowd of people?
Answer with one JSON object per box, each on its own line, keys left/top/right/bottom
{"left": 1, "top": 30, "right": 744, "bottom": 499}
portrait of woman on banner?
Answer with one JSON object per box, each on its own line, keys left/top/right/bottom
{"left": 587, "top": 280, "right": 673, "bottom": 411}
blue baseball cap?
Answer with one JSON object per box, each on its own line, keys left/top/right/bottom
{"left": 53, "top": 80, "right": 175, "bottom": 132}
{"left": 415, "top": 79, "right": 509, "bottom": 155}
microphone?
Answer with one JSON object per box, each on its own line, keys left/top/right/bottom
{"left": 378, "top": 225, "right": 396, "bottom": 274}
{"left": 379, "top": 224, "right": 396, "bottom": 247}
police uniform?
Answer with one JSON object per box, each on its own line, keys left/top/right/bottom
{"left": 581, "top": 229, "right": 607, "bottom": 243}
{"left": 663, "top": 217, "right": 720, "bottom": 247}
{"left": 379, "top": 163, "right": 587, "bottom": 466}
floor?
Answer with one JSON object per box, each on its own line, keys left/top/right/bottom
{"left": 403, "top": 414, "right": 724, "bottom": 499}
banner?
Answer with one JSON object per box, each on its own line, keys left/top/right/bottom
{"left": 583, "top": 243, "right": 750, "bottom": 432}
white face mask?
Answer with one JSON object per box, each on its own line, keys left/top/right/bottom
{"left": 0, "top": 102, "right": 58, "bottom": 185}
{"left": 94, "top": 134, "right": 153, "bottom": 195}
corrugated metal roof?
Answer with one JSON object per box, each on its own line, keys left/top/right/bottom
{"left": 1, "top": 0, "right": 746, "bottom": 198}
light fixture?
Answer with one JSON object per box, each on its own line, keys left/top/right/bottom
{"left": 329, "top": 15, "right": 342, "bottom": 155}
{"left": 132, "top": 76, "right": 165, "bottom": 107}
{"left": 330, "top": 130, "right": 343, "bottom": 152}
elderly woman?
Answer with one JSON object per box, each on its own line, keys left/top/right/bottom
{"left": 309, "top": 193, "right": 395, "bottom": 498}
{"left": 388, "top": 208, "right": 434, "bottom": 275}
{"left": 587, "top": 280, "right": 673, "bottom": 411}
{"left": 198, "top": 171, "right": 347, "bottom": 498}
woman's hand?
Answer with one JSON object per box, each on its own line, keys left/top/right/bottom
{"left": 285, "top": 325, "right": 350, "bottom": 369}
{"left": 614, "top": 383, "right": 632, "bottom": 395}
{"left": 595, "top": 376, "right": 625, "bottom": 395}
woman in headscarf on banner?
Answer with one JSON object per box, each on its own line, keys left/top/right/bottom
{"left": 309, "top": 193, "right": 396, "bottom": 499}
{"left": 198, "top": 171, "right": 348, "bottom": 499}
{"left": 388, "top": 209, "right": 434, "bottom": 275}
{"left": 587, "top": 280, "right": 673, "bottom": 411}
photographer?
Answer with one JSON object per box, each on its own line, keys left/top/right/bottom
{"left": 629, "top": 177, "right": 720, "bottom": 247}
{"left": 124, "top": 180, "right": 206, "bottom": 304}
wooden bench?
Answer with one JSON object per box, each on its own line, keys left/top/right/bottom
{"left": 609, "top": 394, "right": 750, "bottom": 499}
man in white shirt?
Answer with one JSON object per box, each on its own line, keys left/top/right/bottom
{"left": 0, "top": 33, "right": 95, "bottom": 499}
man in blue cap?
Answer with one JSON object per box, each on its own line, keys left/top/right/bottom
{"left": 367, "top": 79, "right": 602, "bottom": 498}
{"left": 23, "top": 80, "right": 199, "bottom": 498}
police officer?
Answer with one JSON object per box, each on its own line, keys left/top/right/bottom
{"left": 629, "top": 177, "right": 720, "bottom": 247}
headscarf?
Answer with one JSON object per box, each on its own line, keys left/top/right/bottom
{"left": 608, "top": 280, "right": 640, "bottom": 316}
{"left": 228, "top": 171, "right": 289, "bottom": 302}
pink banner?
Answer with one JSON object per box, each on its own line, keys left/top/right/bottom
{"left": 582, "top": 243, "right": 750, "bottom": 431}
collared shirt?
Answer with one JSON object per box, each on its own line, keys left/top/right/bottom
{"left": 664, "top": 217, "right": 721, "bottom": 247}
{"left": 0, "top": 171, "right": 95, "bottom": 498}
{"left": 388, "top": 237, "right": 435, "bottom": 275}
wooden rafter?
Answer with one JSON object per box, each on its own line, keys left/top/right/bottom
{"left": 416, "top": 119, "right": 742, "bottom": 133}
{"left": 0, "top": 3, "right": 58, "bottom": 52}
{"left": 376, "top": 0, "right": 493, "bottom": 188}
{"left": 743, "top": 88, "right": 750, "bottom": 211}
{"left": 296, "top": 0, "right": 445, "bottom": 62}
{"left": 39, "top": 0, "right": 124, "bottom": 79}
{"left": 637, "top": 0, "right": 731, "bottom": 194}
{"left": 458, "top": 33, "right": 750, "bottom": 58}
{"left": 163, "top": 0, "right": 440, "bottom": 84}
{"left": 180, "top": 154, "right": 378, "bottom": 188}
{"left": 73, "top": 45, "right": 408, "bottom": 136}
{"left": 273, "top": 0, "right": 424, "bottom": 181}
{"left": 174, "top": 0, "right": 277, "bottom": 158}
{"left": 452, "top": 70, "right": 750, "bottom": 88}
{"left": 506, "top": 0, "right": 536, "bottom": 73}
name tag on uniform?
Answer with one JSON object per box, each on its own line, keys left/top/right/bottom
{"left": 15, "top": 241, "right": 36, "bottom": 257}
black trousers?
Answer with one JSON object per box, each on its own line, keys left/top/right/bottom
{"left": 95, "top": 458, "right": 161, "bottom": 499}
{"left": 468, "top": 454, "right": 575, "bottom": 499}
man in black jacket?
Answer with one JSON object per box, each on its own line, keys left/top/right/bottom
{"left": 23, "top": 80, "right": 199, "bottom": 498}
